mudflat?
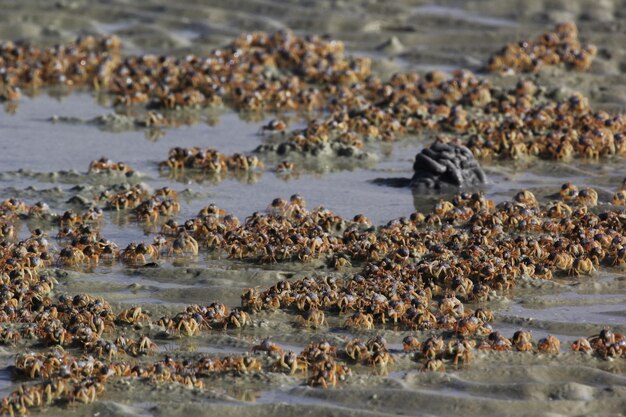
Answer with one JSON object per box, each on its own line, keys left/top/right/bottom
{"left": 0, "top": 1, "right": 625, "bottom": 417}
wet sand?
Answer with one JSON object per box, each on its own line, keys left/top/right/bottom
{"left": 1, "top": 0, "right": 626, "bottom": 416}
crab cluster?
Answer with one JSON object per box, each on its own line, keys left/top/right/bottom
{"left": 465, "top": 91, "right": 625, "bottom": 160}
{"left": 263, "top": 73, "right": 624, "bottom": 164}
{"left": 345, "top": 335, "right": 394, "bottom": 372}
{"left": 159, "top": 147, "right": 263, "bottom": 176}
{"left": 404, "top": 331, "right": 564, "bottom": 372}
{"left": 0, "top": 180, "right": 624, "bottom": 416}
{"left": 5, "top": 339, "right": 350, "bottom": 415}
{"left": 303, "top": 342, "right": 351, "bottom": 388}
{"left": 97, "top": 184, "right": 180, "bottom": 222}
{"left": 154, "top": 195, "right": 344, "bottom": 264}
{"left": 255, "top": 69, "right": 494, "bottom": 157}
{"left": 0, "top": 23, "right": 625, "bottom": 417}
{"left": 2, "top": 24, "right": 621, "bottom": 166}
{"left": 49, "top": 181, "right": 625, "bottom": 342}
{"left": 133, "top": 187, "right": 180, "bottom": 223}
{"left": 0, "top": 35, "right": 122, "bottom": 102}
{"left": 97, "top": 184, "right": 150, "bottom": 211}
{"left": 0, "top": 31, "right": 365, "bottom": 111}
{"left": 88, "top": 158, "right": 135, "bottom": 175}
{"left": 244, "top": 275, "right": 495, "bottom": 335}
{"left": 0, "top": 377, "right": 105, "bottom": 416}
{"left": 157, "top": 303, "right": 249, "bottom": 335}
{"left": 4, "top": 180, "right": 626, "bottom": 334}
{"left": 3, "top": 322, "right": 622, "bottom": 417}
{"left": 486, "top": 22, "right": 597, "bottom": 73}
{"left": 571, "top": 329, "right": 626, "bottom": 359}
{"left": 140, "top": 185, "right": 625, "bottom": 338}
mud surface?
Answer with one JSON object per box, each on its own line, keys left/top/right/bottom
{"left": 1, "top": 1, "right": 626, "bottom": 416}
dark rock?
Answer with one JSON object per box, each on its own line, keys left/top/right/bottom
{"left": 411, "top": 141, "right": 487, "bottom": 188}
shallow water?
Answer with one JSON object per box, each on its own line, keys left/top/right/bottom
{"left": 413, "top": 5, "right": 520, "bottom": 28}
{"left": 1, "top": 0, "right": 626, "bottom": 416}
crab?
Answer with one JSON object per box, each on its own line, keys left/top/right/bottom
{"left": 28, "top": 202, "right": 51, "bottom": 218}
{"left": 537, "top": 335, "right": 560, "bottom": 354}
{"left": 488, "top": 331, "right": 512, "bottom": 351}
{"left": 241, "top": 288, "right": 263, "bottom": 312}
{"left": 604, "top": 340, "right": 626, "bottom": 359}
{"left": 422, "top": 336, "right": 445, "bottom": 359}
{"left": 337, "top": 293, "right": 358, "bottom": 312}
{"left": 275, "top": 161, "right": 297, "bottom": 175}
{"left": 302, "top": 340, "right": 337, "bottom": 360}
{"left": 295, "top": 292, "right": 320, "bottom": 312}
{"left": 16, "top": 354, "right": 43, "bottom": 379}
{"left": 452, "top": 276, "right": 474, "bottom": 299}
{"left": 365, "top": 335, "right": 388, "bottom": 353}
{"left": 121, "top": 242, "right": 159, "bottom": 265}
{"left": 434, "top": 200, "right": 455, "bottom": 217}
{"left": 59, "top": 210, "right": 82, "bottom": 228}
{"left": 474, "top": 308, "right": 494, "bottom": 323}
{"left": 91, "top": 340, "right": 119, "bottom": 361}
{"left": 612, "top": 190, "right": 626, "bottom": 205}
{"left": 157, "top": 199, "right": 181, "bottom": 217}
{"left": 259, "top": 119, "right": 287, "bottom": 135}
{"left": 295, "top": 308, "right": 326, "bottom": 328}
{"left": 127, "top": 336, "right": 157, "bottom": 356}
{"left": 439, "top": 294, "right": 464, "bottom": 317}
{"left": 588, "top": 329, "right": 624, "bottom": 349}
{"left": 234, "top": 356, "right": 262, "bottom": 374}
{"left": 15, "top": 385, "right": 43, "bottom": 408}
{"left": 574, "top": 188, "right": 598, "bottom": 206}
{"left": 115, "top": 306, "right": 149, "bottom": 326}
{"left": 225, "top": 309, "right": 250, "bottom": 329}
{"left": 69, "top": 380, "right": 102, "bottom": 404}
{"left": 160, "top": 156, "right": 185, "bottom": 172}
{"left": 345, "top": 338, "right": 370, "bottom": 362}
{"left": 252, "top": 338, "right": 284, "bottom": 355}
{"left": 79, "top": 245, "right": 100, "bottom": 265}
{"left": 569, "top": 257, "right": 595, "bottom": 276}
{"left": 511, "top": 330, "right": 534, "bottom": 352}
{"left": 0, "top": 328, "right": 21, "bottom": 345}
{"left": 402, "top": 335, "right": 422, "bottom": 353}
{"left": 135, "top": 200, "right": 160, "bottom": 222}
{"left": 175, "top": 315, "right": 200, "bottom": 336}
{"left": 308, "top": 368, "right": 336, "bottom": 389}
{"left": 0, "top": 398, "right": 19, "bottom": 417}
{"left": 514, "top": 190, "right": 538, "bottom": 208}
{"left": 552, "top": 252, "right": 574, "bottom": 272}
{"left": 38, "top": 323, "right": 73, "bottom": 346}
{"left": 332, "top": 254, "right": 352, "bottom": 270}
{"left": 43, "top": 379, "right": 69, "bottom": 404}
{"left": 95, "top": 239, "right": 119, "bottom": 259}
{"left": 88, "top": 158, "right": 134, "bottom": 174}
{"left": 307, "top": 359, "right": 346, "bottom": 389}
{"left": 344, "top": 311, "right": 375, "bottom": 330}
{"left": 545, "top": 201, "right": 572, "bottom": 219}
{"left": 422, "top": 358, "right": 446, "bottom": 372}
{"left": 447, "top": 338, "right": 473, "bottom": 366}
{"left": 0, "top": 198, "right": 28, "bottom": 214}
{"left": 274, "top": 351, "right": 308, "bottom": 375}
{"left": 570, "top": 337, "right": 593, "bottom": 354}
{"left": 368, "top": 350, "right": 394, "bottom": 371}
{"left": 455, "top": 316, "right": 481, "bottom": 336}
{"left": 168, "top": 233, "right": 199, "bottom": 256}
{"left": 58, "top": 246, "right": 86, "bottom": 266}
